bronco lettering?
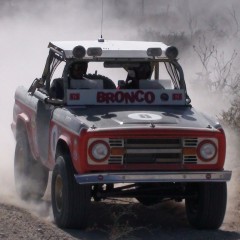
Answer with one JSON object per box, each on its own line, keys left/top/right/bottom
{"left": 97, "top": 90, "right": 155, "bottom": 104}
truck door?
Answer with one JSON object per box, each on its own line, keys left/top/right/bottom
{"left": 35, "top": 100, "right": 53, "bottom": 161}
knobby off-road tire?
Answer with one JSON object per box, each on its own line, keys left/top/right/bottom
{"left": 85, "top": 73, "right": 116, "bottom": 89}
{"left": 14, "top": 130, "right": 49, "bottom": 200}
{"left": 51, "top": 155, "right": 91, "bottom": 229}
{"left": 185, "top": 182, "right": 227, "bottom": 229}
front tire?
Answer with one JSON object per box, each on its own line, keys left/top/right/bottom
{"left": 185, "top": 182, "right": 227, "bottom": 229}
{"left": 51, "top": 155, "right": 91, "bottom": 229}
{"left": 14, "top": 130, "right": 49, "bottom": 200}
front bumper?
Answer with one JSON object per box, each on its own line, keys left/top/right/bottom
{"left": 75, "top": 170, "right": 232, "bottom": 185}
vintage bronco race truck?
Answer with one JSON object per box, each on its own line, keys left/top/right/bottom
{"left": 12, "top": 39, "right": 231, "bottom": 230}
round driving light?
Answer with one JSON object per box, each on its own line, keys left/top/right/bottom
{"left": 89, "top": 140, "right": 110, "bottom": 162}
{"left": 72, "top": 45, "right": 86, "bottom": 59}
{"left": 147, "top": 48, "right": 162, "bottom": 57}
{"left": 197, "top": 140, "right": 217, "bottom": 162}
{"left": 87, "top": 47, "right": 102, "bottom": 56}
{"left": 165, "top": 46, "right": 178, "bottom": 59}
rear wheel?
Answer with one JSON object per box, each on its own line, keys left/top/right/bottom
{"left": 185, "top": 182, "right": 227, "bottom": 229}
{"left": 51, "top": 155, "right": 91, "bottom": 229}
{"left": 14, "top": 130, "right": 49, "bottom": 200}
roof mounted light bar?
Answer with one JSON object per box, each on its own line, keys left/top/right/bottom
{"left": 72, "top": 46, "right": 103, "bottom": 58}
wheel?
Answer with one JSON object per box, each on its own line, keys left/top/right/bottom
{"left": 14, "top": 130, "right": 49, "bottom": 200}
{"left": 85, "top": 73, "right": 116, "bottom": 89}
{"left": 185, "top": 182, "right": 227, "bottom": 229}
{"left": 51, "top": 155, "right": 91, "bottom": 229}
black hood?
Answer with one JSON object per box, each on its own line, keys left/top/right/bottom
{"left": 68, "top": 105, "right": 218, "bottom": 131}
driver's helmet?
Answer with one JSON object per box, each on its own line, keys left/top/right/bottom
{"left": 126, "top": 62, "right": 152, "bottom": 88}
{"left": 69, "top": 61, "right": 88, "bottom": 79}
{"left": 134, "top": 62, "right": 152, "bottom": 80}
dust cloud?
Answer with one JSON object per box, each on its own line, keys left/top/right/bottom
{"left": 0, "top": 0, "right": 142, "bottom": 218}
{"left": 0, "top": 0, "right": 239, "bottom": 226}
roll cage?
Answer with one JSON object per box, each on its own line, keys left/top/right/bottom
{"left": 28, "top": 40, "right": 191, "bottom": 105}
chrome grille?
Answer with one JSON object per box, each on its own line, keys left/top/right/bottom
{"left": 184, "top": 156, "right": 197, "bottom": 164}
{"left": 108, "top": 156, "right": 123, "bottom": 164}
{"left": 109, "top": 138, "right": 124, "bottom": 147}
{"left": 125, "top": 138, "right": 181, "bottom": 148}
{"left": 108, "top": 138, "right": 201, "bottom": 165}
{"left": 118, "top": 138, "right": 182, "bottom": 164}
{"left": 183, "top": 138, "right": 198, "bottom": 147}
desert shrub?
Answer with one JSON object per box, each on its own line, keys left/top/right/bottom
{"left": 222, "top": 98, "right": 240, "bottom": 130}
{"left": 139, "top": 29, "right": 192, "bottom": 52}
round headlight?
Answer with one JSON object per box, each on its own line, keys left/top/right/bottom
{"left": 197, "top": 140, "right": 217, "bottom": 162}
{"left": 89, "top": 140, "right": 110, "bottom": 162}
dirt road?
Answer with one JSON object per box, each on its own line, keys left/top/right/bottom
{"left": 0, "top": 177, "right": 240, "bottom": 240}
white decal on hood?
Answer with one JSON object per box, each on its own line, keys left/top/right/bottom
{"left": 128, "top": 113, "right": 162, "bottom": 121}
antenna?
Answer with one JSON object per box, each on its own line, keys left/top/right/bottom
{"left": 101, "top": 0, "right": 104, "bottom": 38}
{"left": 98, "top": 0, "right": 104, "bottom": 42}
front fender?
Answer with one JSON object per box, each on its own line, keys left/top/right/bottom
{"left": 53, "top": 135, "right": 72, "bottom": 161}
{"left": 15, "top": 113, "right": 38, "bottom": 160}
{"left": 16, "top": 113, "right": 31, "bottom": 138}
